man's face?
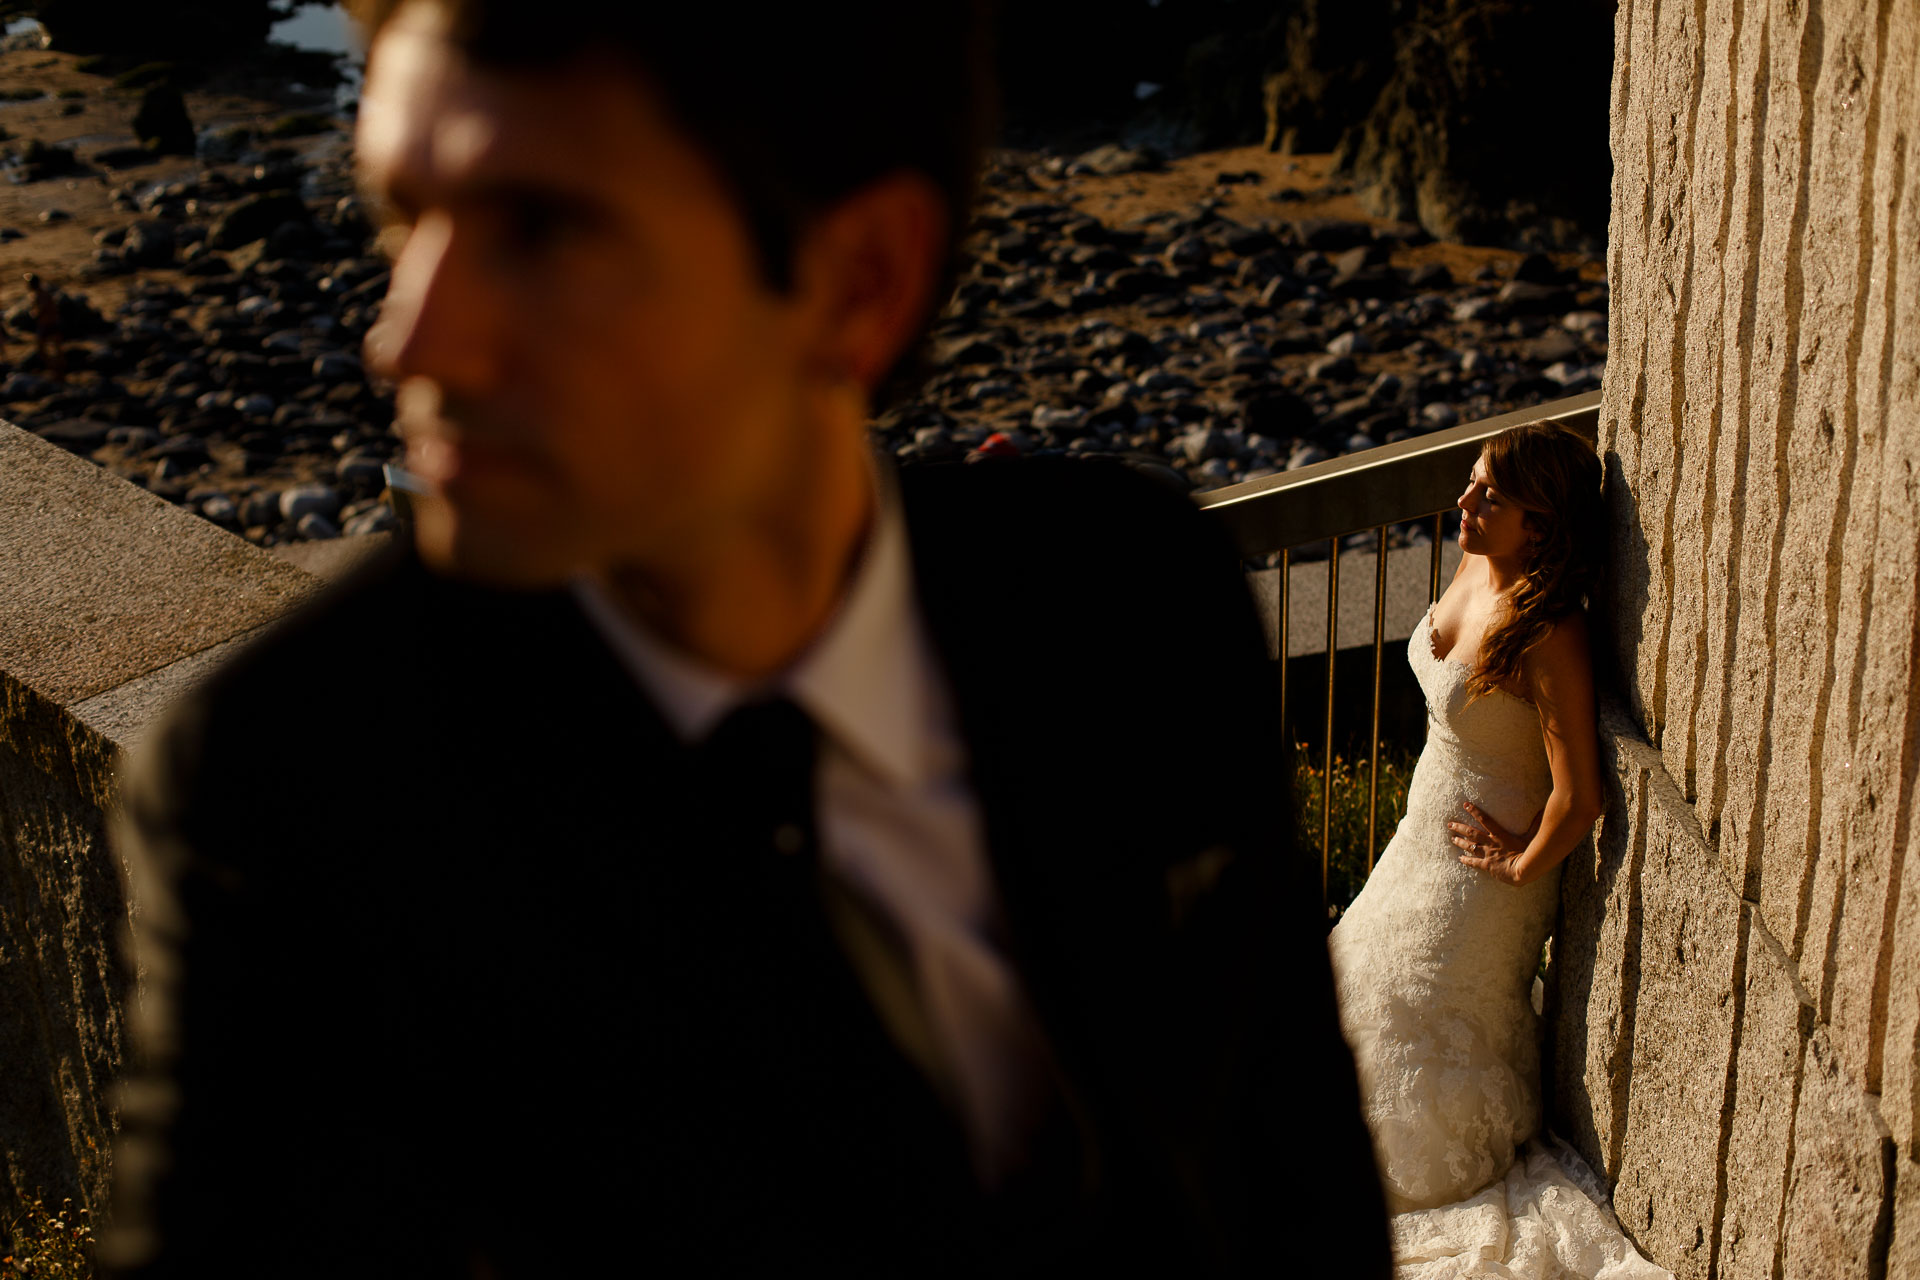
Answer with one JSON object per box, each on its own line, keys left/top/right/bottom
{"left": 357, "top": 4, "right": 819, "bottom": 584}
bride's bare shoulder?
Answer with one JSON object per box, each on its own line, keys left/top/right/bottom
{"left": 1538, "top": 609, "right": 1592, "bottom": 653}
{"left": 1524, "top": 611, "right": 1596, "bottom": 701}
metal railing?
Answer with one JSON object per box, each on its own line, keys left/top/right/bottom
{"left": 1194, "top": 390, "right": 1602, "bottom": 906}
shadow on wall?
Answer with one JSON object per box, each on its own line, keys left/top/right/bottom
{"left": 1600, "top": 447, "right": 1652, "bottom": 732}
{"left": 1545, "top": 448, "right": 1653, "bottom": 1183}
{"left": 1548, "top": 720, "right": 1648, "bottom": 1181}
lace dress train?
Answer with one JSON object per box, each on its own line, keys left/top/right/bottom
{"left": 1328, "top": 611, "right": 1671, "bottom": 1279}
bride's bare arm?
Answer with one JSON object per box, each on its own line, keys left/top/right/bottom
{"left": 1452, "top": 613, "right": 1604, "bottom": 886}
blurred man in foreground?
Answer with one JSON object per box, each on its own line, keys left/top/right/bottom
{"left": 103, "top": 3, "right": 1389, "bottom": 1274}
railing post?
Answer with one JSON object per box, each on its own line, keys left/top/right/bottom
{"left": 1367, "top": 524, "right": 1388, "bottom": 872}
{"left": 1322, "top": 537, "right": 1338, "bottom": 909}
{"left": 1278, "top": 546, "right": 1290, "bottom": 763}
{"left": 1430, "top": 513, "right": 1445, "bottom": 605}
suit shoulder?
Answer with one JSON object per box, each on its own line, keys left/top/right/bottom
{"left": 133, "top": 547, "right": 525, "bottom": 795}
{"left": 186, "top": 547, "right": 431, "bottom": 702}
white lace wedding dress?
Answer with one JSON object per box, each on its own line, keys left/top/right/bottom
{"left": 1328, "top": 609, "right": 1672, "bottom": 1279}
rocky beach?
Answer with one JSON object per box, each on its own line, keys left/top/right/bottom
{"left": 0, "top": 29, "right": 1607, "bottom": 555}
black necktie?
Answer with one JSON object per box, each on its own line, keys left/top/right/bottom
{"left": 701, "top": 696, "right": 819, "bottom": 861}
{"left": 695, "top": 699, "right": 1090, "bottom": 1260}
{"left": 698, "top": 697, "right": 954, "bottom": 1095}
{"left": 686, "top": 698, "right": 982, "bottom": 1263}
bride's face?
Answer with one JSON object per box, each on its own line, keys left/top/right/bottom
{"left": 1455, "top": 456, "right": 1537, "bottom": 560}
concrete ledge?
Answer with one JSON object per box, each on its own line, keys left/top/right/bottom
{"left": 0, "top": 426, "right": 313, "bottom": 708}
{"left": 0, "top": 421, "right": 318, "bottom": 1228}
{"left": 68, "top": 629, "right": 270, "bottom": 756}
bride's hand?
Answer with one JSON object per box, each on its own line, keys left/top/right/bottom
{"left": 1450, "top": 803, "right": 1535, "bottom": 885}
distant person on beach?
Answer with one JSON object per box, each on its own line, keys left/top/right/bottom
{"left": 24, "top": 272, "right": 65, "bottom": 381}
{"left": 103, "top": 2, "right": 1388, "bottom": 1275}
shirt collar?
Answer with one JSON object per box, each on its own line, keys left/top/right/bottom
{"left": 571, "top": 464, "right": 940, "bottom": 789}
{"left": 572, "top": 577, "right": 741, "bottom": 741}
{"left": 787, "top": 471, "right": 940, "bottom": 789}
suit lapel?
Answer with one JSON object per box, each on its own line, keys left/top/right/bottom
{"left": 897, "top": 470, "right": 1112, "bottom": 1196}
{"left": 897, "top": 472, "right": 1055, "bottom": 977}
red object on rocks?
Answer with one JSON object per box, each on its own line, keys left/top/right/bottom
{"left": 972, "top": 432, "right": 1022, "bottom": 460}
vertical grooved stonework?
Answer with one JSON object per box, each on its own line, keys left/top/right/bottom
{"left": 1691, "top": 0, "right": 1763, "bottom": 848}
{"left": 1574, "top": 0, "right": 1920, "bottom": 1275}
{"left": 1736, "top": 0, "right": 1817, "bottom": 962}
{"left": 1874, "top": 0, "right": 1920, "bottom": 1164}
{"left": 1648, "top": 0, "right": 1714, "bottom": 794}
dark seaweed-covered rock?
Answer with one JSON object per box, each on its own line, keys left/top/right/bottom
{"left": 207, "top": 192, "right": 311, "bottom": 250}
{"left": 120, "top": 220, "right": 176, "bottom": 268}
{"left": 133, "top": 85, "right": 196, "bottom": 156}
{"left": 17, "top": 139, "right": 81, "bottom": 183}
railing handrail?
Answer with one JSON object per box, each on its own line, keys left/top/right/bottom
{"left": 1194, "top": 390, "right": 1603, "bottom": 556}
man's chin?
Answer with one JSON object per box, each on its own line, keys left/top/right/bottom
{"left": 410, "top": 496, "right": 581, "bottom": 588}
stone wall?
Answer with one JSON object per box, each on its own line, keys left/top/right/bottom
{"left": 0, "top": 422, "right": 314, "bottom": 1233}
{"left": 1554, "top": 0, "right": 1920, "bottom": 1275}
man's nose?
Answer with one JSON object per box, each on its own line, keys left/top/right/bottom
{"left": 363, "top": 215, "right": 496, "bottom": 391}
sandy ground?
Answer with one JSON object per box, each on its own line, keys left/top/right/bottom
{"left": 0, "top": 44, "right": 1591, "bottom": 329}
{"left": 990, "top": 144, "right": 1604, "bottom": 286}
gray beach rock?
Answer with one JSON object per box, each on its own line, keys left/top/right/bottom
{"left": 295, "top": 511, "right": 341, "bottom": 540}
{"left": 279, "top": 484, "right": 342, "bottom": 523}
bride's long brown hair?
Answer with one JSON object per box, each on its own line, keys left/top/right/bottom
{"left": 1468, "top": 422, "right": 1604, "bottom": 704}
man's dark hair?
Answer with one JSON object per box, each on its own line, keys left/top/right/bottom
{"left": 348, "top": 1, "right": 996, "bottom": 299}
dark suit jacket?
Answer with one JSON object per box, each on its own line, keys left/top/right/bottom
{"left": 103, "top": 458, "right": 1390, "bottom": 1277}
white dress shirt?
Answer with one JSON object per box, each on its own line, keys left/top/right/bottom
{"left": 571, "top": 483, "right": 1053, "bottom": 1186}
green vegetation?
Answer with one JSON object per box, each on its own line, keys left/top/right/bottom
{"left": 1, "top": 1194, "right": 94, "bottom": 1279}
{"left": 1293, "top": 740, "right": 1420, "bottom": 916}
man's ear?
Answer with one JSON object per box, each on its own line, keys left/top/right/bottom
{"left": 791, "top": 171, "right": 948, "bottom": 391}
